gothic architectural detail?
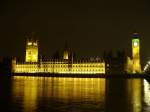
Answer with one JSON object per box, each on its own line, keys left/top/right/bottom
{"left": 12, "top": 38, "right": 105, "bottom": 74}
{"left": 11, "top": 33, "right": 142, "bottom": 75}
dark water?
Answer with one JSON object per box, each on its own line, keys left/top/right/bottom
{"left": 0, "top": 75, "right": 150, "bottom": 112}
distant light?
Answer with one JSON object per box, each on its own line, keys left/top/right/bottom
{"left": 33, "top": 43, "right": 37, "bottom": 46}
{"left": 28, "top": 42, "right": 32, "bottom": 45}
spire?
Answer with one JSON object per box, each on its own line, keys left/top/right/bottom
{"left": 63, "top": 40, "right": 70, "bottom": 60}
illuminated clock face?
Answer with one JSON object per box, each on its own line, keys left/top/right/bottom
{"left": 133, "top": 42, "right": 138, "bottom": 47}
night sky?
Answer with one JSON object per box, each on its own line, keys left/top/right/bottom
{"left": 0, "top": 0, "right": 150, "bottom": 67}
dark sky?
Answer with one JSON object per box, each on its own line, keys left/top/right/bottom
{"left": 0, "top": 0, "right": 150, "bottom": 67}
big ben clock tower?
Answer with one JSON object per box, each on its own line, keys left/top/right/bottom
{"left": 132, "top": 33, "right": 141, "bottom": 73}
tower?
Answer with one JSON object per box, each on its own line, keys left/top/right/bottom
{"left": 12, "top": 57, "right": 16, "bottom": 73}
{"left": 63, "top": 42, "right": 69, "bottom": 60}
{"left": 25, "top": 38, "right": 38, "bottom": 62}
{"left": 132, "top": 33, "right": 141, "bottom": 73}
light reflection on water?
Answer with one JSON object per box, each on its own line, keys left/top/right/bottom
{"left": 127, "top": 79, "right": 143, "bottom": 112}
{"left": 9, "top": 76, "right": 150, "bottom": 112}
{"left": 144, "top": 79, "right": 150, "bottom": 111}
{"left": 11, "top": 76, "right": 105, "bottom": 112}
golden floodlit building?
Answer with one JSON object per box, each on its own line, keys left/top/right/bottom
{"left": 12, "top": 33, "right": 142, "bottom": 75}
{"left": 12, "top": 37, "right": 105, "bottom": 74}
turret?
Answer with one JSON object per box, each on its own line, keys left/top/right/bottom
{"left": 25, "top": 36, "right": 38, "bottom": 62}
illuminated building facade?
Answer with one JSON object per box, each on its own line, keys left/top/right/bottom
{"left": 12, "top": 38, "right": 105, "bottom": 74}
{"left": 11, "top": 33, "right": 142, "bottom": 75}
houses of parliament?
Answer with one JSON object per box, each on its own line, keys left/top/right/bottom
{"left": 11, "top": 33, "right": 142, "bottom": 74}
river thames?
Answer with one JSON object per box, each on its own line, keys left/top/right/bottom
{"left": 0, "top": 75, "right": 150, "bottom": 112}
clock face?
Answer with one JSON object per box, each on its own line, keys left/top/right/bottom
{"left": 133, "top": 41, "right": 138, "bottom": 47}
